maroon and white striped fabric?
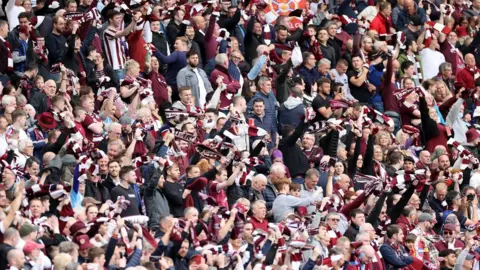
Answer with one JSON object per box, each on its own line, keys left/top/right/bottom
{"left": 103, "top": 26, "right": 126, "bottom": 70}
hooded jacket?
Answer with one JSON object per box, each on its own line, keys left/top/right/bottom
{"left": 143, "top": 164, "right": 170, "bottom": 232}
{"left": 278, "top": 96, "right": 305, "bottom": 128}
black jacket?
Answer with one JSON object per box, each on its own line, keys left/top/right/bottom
{"left": 166, "top": 20, "right": 181, "bottom": 47}
{"left": 45, "top": 32, "right": 67, "bottom": 67}
{"left": 30, "top": 91, "right": 49, "bottom": 115}
{"left": 84, "top": 180, "right": 111, "bottom": 203}
{"left": 162, "top": 181, "right": 184, "bottom": 218}
{"left": 217, "top": 10, "right": 241, "bottom": 35}
{"left": 244, "top": 15, "right": 265, "bottom": 64}
{"left": 63, "top": 27, "right": 96, "bottom": 77}
{"left": 278, "top": 121, "right": 309, "bottom": 178}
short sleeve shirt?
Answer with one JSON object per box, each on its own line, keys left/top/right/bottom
{"left": 312, "top": 95, "right": 331, "bottom": 122}
{"left": 347, "top": 70, "right": 372, "bottom": 103}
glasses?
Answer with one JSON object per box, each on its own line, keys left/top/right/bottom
{"left": 443, "top": 231, "right": 453, "bottom": 235}
{"left": 380, "top": 211, "right": 386, "bottom": 214}
{"left": 328, "top": 218, "right": 340, "bottom": 222}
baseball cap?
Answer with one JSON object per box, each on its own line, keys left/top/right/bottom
{"left": 19, "top": 223, "right": 38, "bottom": 238}
{"left": 69, "top": 221, "right": 87, "bottom": 236}
{"left": 23, "top": 241, "right": 45, "bottom": 254}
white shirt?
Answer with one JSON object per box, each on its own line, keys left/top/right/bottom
{"left": 0, "top": 132, "right": 8, "bottom": 158}
{"left": 192, "top": 68, "right": 207, "bottom": 108}
{"left": 420, "top": 48, "right": 446, "bottom": 80}
{"left": 6, "top": 0, "right": 25, "bottom": 31}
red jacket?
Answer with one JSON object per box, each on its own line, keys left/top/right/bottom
{"left": 209, "top": 65, "right": 241, "bottom": 110}
{"left": 456, "top": 67, "right": 476, "bottom": 89}
{"left": 370, "top": 13, "right": 392, "bottom": 35}
{"left": 127, "top": 30, "right": 147, "bottom": 72}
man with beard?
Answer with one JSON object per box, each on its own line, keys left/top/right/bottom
{"left": 110, "top": 166, "right": 141, "bottom": 217}
{"left": 312, "top": 77, "right": 332, "bottom": 122}
{"left": 410, "top": 213, "right": 438, "bottom": 260}
{"left": 380, "top": 225, "right": 414, "bottom": 269}
{"left": 160, "top": 156, "right": 185, "bottom": 217}
{"left": 103, "top": 160, "right": 121, "bottom": 192}
{"left": 177, "top": 50, "right": 213, "bottom": 108}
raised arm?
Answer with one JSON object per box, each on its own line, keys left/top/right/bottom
{"left": 205, "top": 13, "right": 217, "bottom": 41}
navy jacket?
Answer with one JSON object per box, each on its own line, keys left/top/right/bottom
{"left": 298, "top": 65, "right": 321, "bottom": 94}
{"left": 247, "top": 91, "right": 278, "bottom": 136}
{"left": 247, "top": 113, "right": 277, "bottom": 149}
{"left": 380, "top": 242, "right": 414, "bottom": 270}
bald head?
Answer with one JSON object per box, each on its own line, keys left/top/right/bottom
{"left": 8, "top": 249, "right": 25, "bottom": 268}
{"left": 43, "top": 152, "right": 56, "bottom": 167}
{"left": 193, "top": 16, "right": 206, "bottom": 30}
{"left": 419, "top": 150, "right": 431, "bottom": 165}
{"left": 465, "top": 53, "right": 476, "bottom": 67}
{"left": 337, "top": 174, "right": 351, "bottom": 191}
{"left": 253, "top": 174, "right": 267, "bottom": 192}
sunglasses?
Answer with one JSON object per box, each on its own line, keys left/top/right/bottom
{"left": 443, "top": 231, "right": 453, "bottom": 235}
{"left": 380, "top": 211, "right": 386, "bottom": 214}
{"left": 328, "top": 218, "right": 340, "bottom": 222}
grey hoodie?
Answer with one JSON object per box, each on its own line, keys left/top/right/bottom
{"left": 283, "top": 96, "right": 303, "bottom": 110}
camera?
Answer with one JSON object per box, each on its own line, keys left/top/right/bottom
{"left": 467, "top": 193, "right": 475, "bottom": 202}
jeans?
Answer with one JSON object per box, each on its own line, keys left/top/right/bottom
{"left": 372, "top": 101, "right": 385, "bottom": 113}
{"left": 385, "top": 111, "right": 401, "bottom": 134}
{"left": 115, "top": 69, "right": 125, "bottom": 80}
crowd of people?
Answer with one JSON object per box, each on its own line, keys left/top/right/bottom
{"left": 0, "top": 0, "right": 480, "bottom": 269}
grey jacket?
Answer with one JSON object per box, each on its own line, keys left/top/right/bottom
{"left": 143, "top": 164, "right": 170, "bottom": 232}
{"left": 272, "top": 194, "right": 315, "bottom": 222}
{"left": 176, "top": 66, "right": 213, "bottom": 107}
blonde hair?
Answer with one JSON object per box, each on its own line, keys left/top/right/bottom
{"left": 135, "top": 107, "right": 152, "bottom": 120}
{"left": 53, "top": 253, "right": 73, "bottom": 270}
{"left": 124, "top": 59, "right": 139, "bottom": 73}
{"left": 375, "top": 131, "right": 392, "bottom": 146}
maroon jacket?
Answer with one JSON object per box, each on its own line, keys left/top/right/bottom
{"left": 456, "top": 67, "right": 476, "bottom": 89}
{"left": 396, "top": 215, "right": 415, "bottom": 238}
{"left": 434, "top": 239, "right": 465, "bottom": 252}
{"left": 380, "top": 56, "right": 400, "bottom": 113}
{"left": 210, "top": 65, "right": 241, "bottom": 110}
